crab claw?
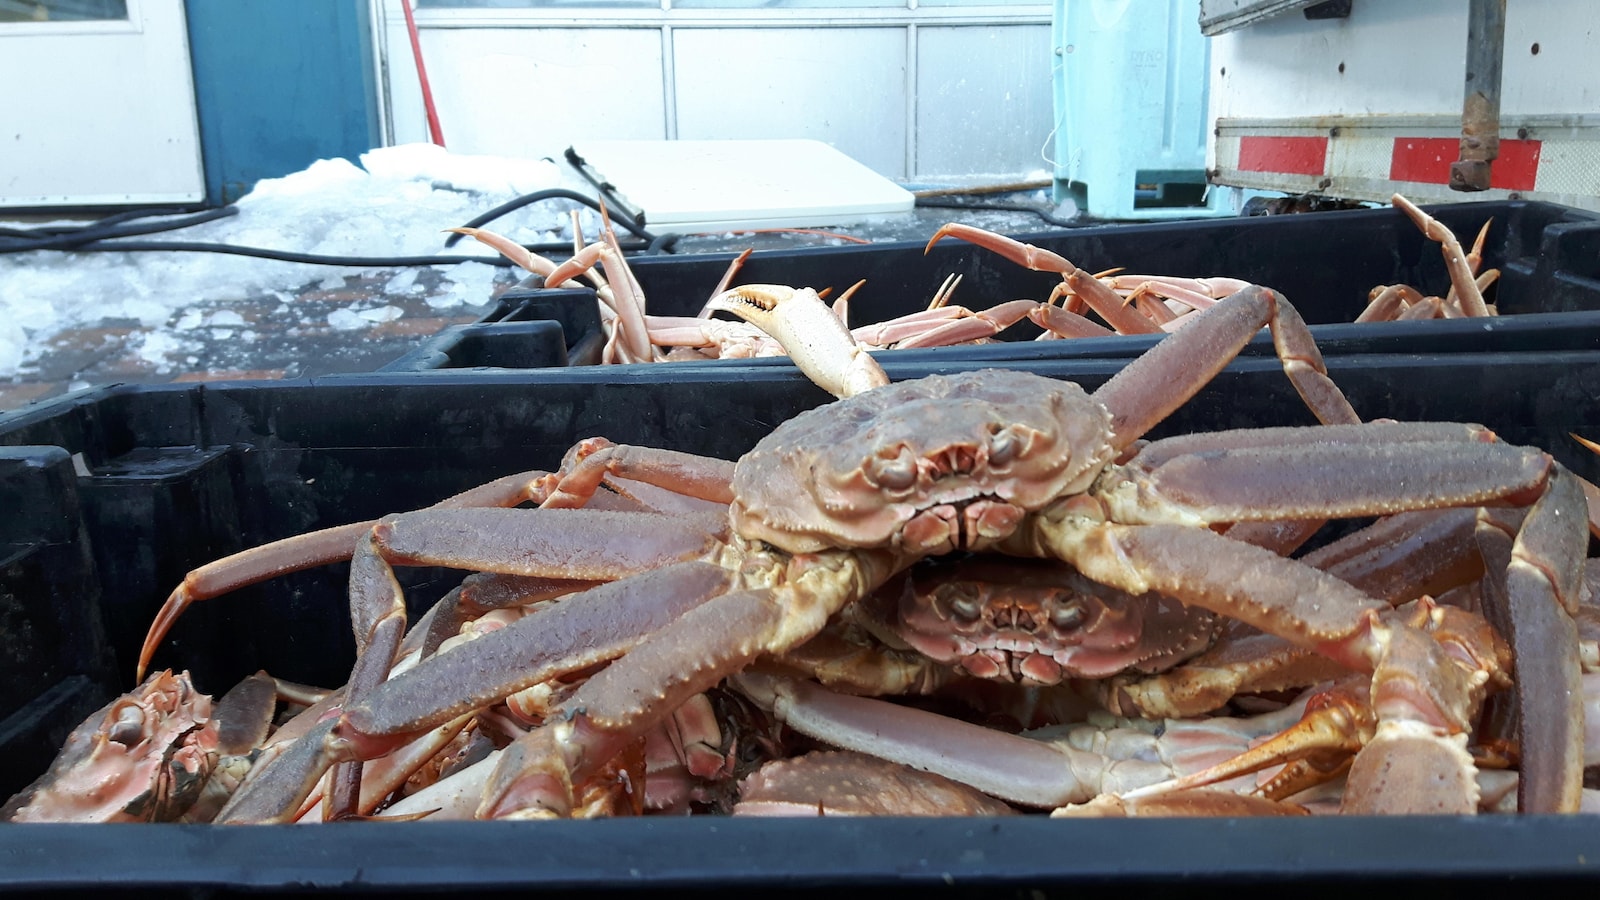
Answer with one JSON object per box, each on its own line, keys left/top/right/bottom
{"left": 705, "top": 285, "right": 889, "bottom": 399}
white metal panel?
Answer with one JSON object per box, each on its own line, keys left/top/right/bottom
{"left": 0, "top": 0, "right": 203, "bottom": 207}
{"left": 1499, "top": 5, "right": 1600, "bottom": 117}
{"left": 672, "top": 27, "right": 908, "bottom": 179}
{"left": 914, "top": 24, "right": 1053, "bottom": 178}
{"left": 376, "top": 2, "right": 1054, "bottom": 181}
{"left": 1209, "top": 0, "right": 1600, "bottom": 123}
{"left": 567, "top": 138, "right": 914, "bottom": 231}
{"left": 415, "top": 27, "right": 668, "bottom": 156}
{"left": 1209, "top": 2, "right": 1466, "bottom": 121}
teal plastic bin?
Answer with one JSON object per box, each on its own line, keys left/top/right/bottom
{"left": 1052, "top": 0, "right": 1226, "bottom": 219}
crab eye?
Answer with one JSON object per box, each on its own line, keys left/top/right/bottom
{"left": 1050, "top": 602, "right": 1085, "bottom": 632}
{"left": 948, "top": 592, "right": 984, "bottom": 621}
{"left": 872, "top": 448, "right": 918, "bottom": 491}
{"left": 989, "top": 428, "right": 1020, "bottom": 467}
{"left": 936, "top": 584, "right": 984, "bottom": 621}
{"left": 108, "top": 703, "right": 146, "bottom": 747}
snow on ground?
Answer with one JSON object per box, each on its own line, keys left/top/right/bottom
{"left": 0, "top": 144, "right": 605, "bottom": 378}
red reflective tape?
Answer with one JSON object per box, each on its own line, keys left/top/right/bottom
{"left": 1238, "top": 136, "right": 1328, "bottom": 176}
{"left": 1389, "top": 137, "right": 1540, "bottom": 191}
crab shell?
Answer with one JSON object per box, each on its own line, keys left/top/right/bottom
{"left": 730, "top": 370, "right": 1116, "bottom": 555}
{"left": 1, "top": 670, "right": 217, "bottom": 823}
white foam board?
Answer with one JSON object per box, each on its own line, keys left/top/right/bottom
{"left": 566, "top": 139, "right": 915, "bottom": 234}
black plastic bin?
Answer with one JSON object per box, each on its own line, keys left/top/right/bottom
{"left": 391, "top": 199, "right": 1600, "bottom": 372}
{"left": 3, "top": 353, "right": 1600, "bottom": 893}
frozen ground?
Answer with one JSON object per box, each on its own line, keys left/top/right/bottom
{"left": 0, "top": 143, "right": 1063, "bottom": 409}
{"left": 0, "top": 144, "right": 597, "bottom": 380}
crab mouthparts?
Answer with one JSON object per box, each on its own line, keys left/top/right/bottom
{"left": 899, "top": 497, "right": 1025, "bottom": 554}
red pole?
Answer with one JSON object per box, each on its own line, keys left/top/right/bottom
{"left": 399, "top": 0, "right": 446, "bottom": 148}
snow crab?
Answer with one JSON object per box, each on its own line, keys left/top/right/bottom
{"left": 109, "top": 269, "right": 1589, "bottom": 823}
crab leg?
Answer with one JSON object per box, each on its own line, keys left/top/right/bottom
{"left": 1357, "top": 284, "right": 1425, "bottom": 323}
{"left": 1105, "top": 506, "right": 1486, "bottom": 720}
{"left": 1100, "top": 624, "right": 1348, "bottom": 720}
{"left": 248, "top": 508, "right": 726, "bottom": 823}
{"left": 546, "top": 241, "right": 652, "bottom": 364}
{"left": 1024, "top": 429, "right": 1584, "bottom": 812}
{"left": 1474, "top": 483, "right": 1587, "bottom": 813}
{"left": 138, "top": 468, "right": 553, "bottom": 679}
{"left": 926, "top": 224, "right": 1162, "bottom": 335}
{"left": 1030, "top": 304, "right": 1117, "bottom": 339}
{"left": 534, "top": 439, "right": 736, "bottom": 510}
{"left": 324, "top": 507, "right": 726, "bottom": 817}
{"left": 475, "top": 543, "right": 901, "bottom": 818}
{"left": 1024, "top": 521, "right": 1503, "bottom": 814}
{"left": 696, "top": 249, "right": 754, "bottom": 318}
{"left": 846, "top": 306, "right": 974, "bottom": 347}
{"left": 892, "top": 299, "right": 1040, "bottom": 349}
{"left": 728, "top": 672, "right": 1321, "bottom": 812}
{"left": 418, "top": 572, "right": 604, "bottom": 659}
{"left": 730, "top": 671, "right": 1112, "bottom": 807}
{"left": 733, "top": 750, "right": 1018, "bottom": 817}
{"left": 215, "top": 557, "right": 740, "bottom": 822}
{"left": 1092, "top": 284, "right": 1360, "bottom": 448}
{"left": 1127, "top": 291, "right": 1182, "bottom": 328}
{"left": 1392, "top": 194, "right": 1491, "bottom": 317}
{"left": 1133, "top": 434, "right": 1578, "bottom": 810}
{"left": 1120, "top": 676, "right": 1374, "bottom": 801}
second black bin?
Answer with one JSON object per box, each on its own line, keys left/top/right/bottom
{"left": 388, "top": 198, "right": 1600, "bottom": 372}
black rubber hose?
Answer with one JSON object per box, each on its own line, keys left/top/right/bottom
{"left": 441, "top": 188, "right": 657, "bottom": 247}
{"left": 16, "top": 238, "right": 656, "bottom": 268}
{"left": 0, "top": 206, "right": 203, "bottom": 239}
{"left": 0, "top": 207, "right": 239, "bottom": 252}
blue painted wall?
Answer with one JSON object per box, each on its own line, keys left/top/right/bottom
{"left": 185, "top": 0, "right": 381, "bottom": 205}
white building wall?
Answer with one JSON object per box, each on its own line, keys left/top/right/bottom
{"left": 375, "top": 0, "right": 1055, "bottom": 182}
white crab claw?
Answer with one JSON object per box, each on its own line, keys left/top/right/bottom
{"left": 705, "top": 285, "right": 889, "bottom": 399}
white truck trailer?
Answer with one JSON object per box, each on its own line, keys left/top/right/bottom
{"left": 1204, "top": 0, "right": 1600, "bottom": 211}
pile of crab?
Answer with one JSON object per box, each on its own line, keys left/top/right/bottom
{"left": 450, "top": 192, "right": 1499, "bottom": 367}
{"left": 6, "top": 251, "right": 1598, "bottom": 825}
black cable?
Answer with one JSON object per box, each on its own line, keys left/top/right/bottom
{"left": 645, "top": 232, "right": 682, "bottom": 255}
{"left": 0, "top": 206, "right": 203, "bottom": 239}
{"left": 8, "top": 237, "right": 657, "bottom": 268}
{"left": 0, "top": 207, "right": 238, "bottom": 252}
{"left": 0, "top": 194, "right": 662, "bottom": 267}
{"left": 441, "top": 187, "right": 658, "bottom": 248}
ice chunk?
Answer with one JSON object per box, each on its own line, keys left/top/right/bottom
{"left": 327, "top": 308, "right": 367, "bottom": 331}
{"left": 358, "top": 305, "right": 403, "bottom": 323}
